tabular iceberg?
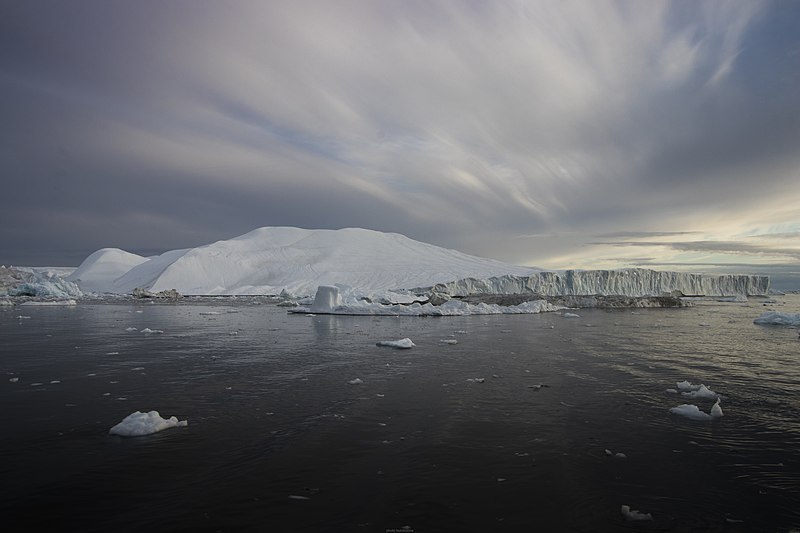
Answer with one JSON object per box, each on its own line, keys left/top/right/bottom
{"left": 422, "top": 269, "right": 769, "bottom": 298}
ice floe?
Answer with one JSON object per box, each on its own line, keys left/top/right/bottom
{"left": 753, "top": 311, "right": 800, "bottom": 326}
{"left": 109, "top": 410, "right": 187, "bottom": 437}
{"left": 376, "top": 338, "right": 415, "bottom": 349}
{"left": 20, "top": 300, "right": 77, "bottom": 306}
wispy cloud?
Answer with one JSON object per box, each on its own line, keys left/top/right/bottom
{"left": 1, "top": 1, "right": 799, "bottom": 273}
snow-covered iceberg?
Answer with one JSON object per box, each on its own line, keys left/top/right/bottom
{"left": 69, "top": 227, "right": 535, "bottom": 296}
{"left": 65, "top": 227, "right": 770, "bottom": 299}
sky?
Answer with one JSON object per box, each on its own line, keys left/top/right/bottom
{"left": 2, "top": 1, "right": 799, "bottom": 288}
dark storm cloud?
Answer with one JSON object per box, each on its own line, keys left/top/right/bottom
{"left": 1, "top": 0, "right": 799, "bottom": 272}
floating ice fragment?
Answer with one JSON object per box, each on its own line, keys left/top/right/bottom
{"left": 681, "top": 384, "right": 718, "bottom": 400}
{"left": 454, "top": 330, "right": 468, "bottom": 334}
{"left": 9, "top": 377, "right": 19, "bottom": 383}
{"left": 348, "top": 378, "right": 363, "bottom": 385}
{"left": 562, "top": 312, "right": 580, "bottom": 318}
{"left": 140, "top": 328, "right": 164, "bottom": 334}
{"left": 109, "top": 410, "right": 187, "bottom": 437}
{"left": 670, "top": 400, "right": 723, "bottom": 421}
{"left": 106, "top": 352, "right": 120, "bottom": 355}
{"left": 439, "top": 339, "right": 458, "bottom": 345}
{"left": 710, "top": 398, "right": 724, "bottom": 418}
{"left": 621, "top": 505, "right": 652, "bottom": 521}
{"left": 676, "top": 380, "right": 699, "bottom": 391}
{"left": 16, "top": 315, "right": 31, "bottom": 319}
{"left": 49, "top": 380, "right": 60, "bottom": 384}
{"left": 665, "top": 388, "right": 678, "bottom": 394}
{"left": 199, "top": 311, "right": 219, "bottom": 315}
{"left": 125, "top": 327, "right": 137, "bottom": 332}
{"left": 753, "top": 311, "right": 800, "bottom": 326}
{"left": 376, "top": 338, "right": 415, "bottom": 349}
{"left": 288, "top": 495, "right": 310, "bottom": 500}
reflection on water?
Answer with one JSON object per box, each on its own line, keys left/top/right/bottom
{"left": 1, "top": 296, "right": 799, "bottom": 531}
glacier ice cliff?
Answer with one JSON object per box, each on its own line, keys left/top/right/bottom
{"left": 421, "top": 269, "right": 769, "bottom": 298}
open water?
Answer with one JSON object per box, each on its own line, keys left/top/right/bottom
{"left": 1, "top": 296, "right": 799, "bottom": 532}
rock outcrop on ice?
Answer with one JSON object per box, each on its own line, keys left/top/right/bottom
{"left": 421, "top": 269, "right": 769, "bottom": 298}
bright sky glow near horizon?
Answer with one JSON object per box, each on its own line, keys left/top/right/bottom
{"left": 2, "top": 1, "right": 799, "bottom": 287}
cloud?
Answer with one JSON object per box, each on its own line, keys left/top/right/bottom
{"left": 1, "top": 1, "right": 799, "bottom": 274}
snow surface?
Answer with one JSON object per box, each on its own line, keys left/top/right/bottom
{"left": 753, "top": 311, "right": 800, "bottom": 326}
{"left": 66, "top": 248, "right": 148, "bottom": 293}
{"left": 109, "top": 410, "right": 187, "bottom": 437}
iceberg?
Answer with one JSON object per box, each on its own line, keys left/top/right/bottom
{"left": 66, "top": 248, "right": 148, "bottom": 293}
{"left": 65, "top": 227, "right": 770, "bottom": 299}
{"left": 670, "top": 399, "right": 723, "bottom": 421}
{"left": 753, "top": 311, "right": 800, "bottom": 326}
{"left": 376, "top": 338, "right": 415, "bottom": 349}
{"left": 4, "top": 268, "right": 83, "bottom": 299}
{"left": 423, "top": 269, "right": 769, "bottom": 298}
{"left": 291, "top": 288, "right": 564, "bottom": 316}
{"left": 310, "top": 285, "right": 342, "bottom": 313}
{"left": 109, "top": 410, "right": 188, "bottom": 437}
{"left": 70, "top": 227, "right": 534, "bottom": 296}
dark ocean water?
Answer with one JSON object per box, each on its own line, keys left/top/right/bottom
{"left": 1, "top": 296, "right": 799, "bottom": 532}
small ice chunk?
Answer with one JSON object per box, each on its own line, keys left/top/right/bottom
{"left": 106, "top": 352, "right": 120, "bottom": 355}
{"left": 288, "top": 495, "right": 310, "bottom": 500}
{"left": 49, "top": 380, "right": 61, "bottom": 384}
{"left": 621, "top": 505, "right": 652, "bottom": 521}
{"left": 140, "top": 328, "right": 164, "bottom": 334}
{"left": 676, "top": 380, "right": 699, "bottom": 391}
{"left": 109, "top": 410, "right": 188, "bottom": 437}
{"left": 710, "top": 398, "right": 724, "bottom": 418}
{"left": 310, "top": 285, "right": 341, "bottom": 313}
{"left": 670, "top": 401, "right": 723, "bottom": 421}
{"left": 9, "top": 377, "right": 19, "bottom": 383}
{"left": 376, "top": 338, "right": 415, "bottom": 349}
{"left": 681, "top": 384, "right": 718, "bottom": 400}
{"left": 665, "top": 388, "right": 678, "bottom": 394}
{"left": 439, "top": 339, "right": 458, "bottom": 345}
{"left": 125, "top": 327, "right": 137, "bottom": 331}
{"left": 348, "top": 378, "right": 363, "bottom": 385}
{"left": 562, "top": 312, "right": 580, "bottom": 318}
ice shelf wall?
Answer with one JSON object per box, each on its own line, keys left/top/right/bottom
{"left": 424, "top": 269, "right": 769, "bottom": 298}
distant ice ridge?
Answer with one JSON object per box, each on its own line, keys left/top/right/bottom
{"left": 424, "top": 269, "right": 769, "bottom": 298}
{"left": 753, "top": 311, "right": 800, "bottom": 326}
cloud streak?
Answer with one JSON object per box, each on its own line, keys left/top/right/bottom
{"left": 1, "top": 1, "right": 799, "bottom": 278}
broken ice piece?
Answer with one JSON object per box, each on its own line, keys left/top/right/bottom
{"left": 621, "top": 505, "right": 652, "bottom": 521}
